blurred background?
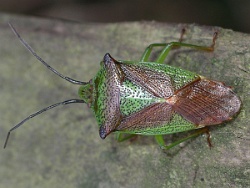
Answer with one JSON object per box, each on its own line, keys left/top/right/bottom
{"left": 0, "top": 0, "right": 250, "bottom": 33}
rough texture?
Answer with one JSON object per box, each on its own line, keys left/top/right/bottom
{"left": 0, "top": 13, "right": 249, "bottom": 188}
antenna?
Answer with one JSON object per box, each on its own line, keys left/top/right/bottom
{"left": 8, "top": 23, "right": 88, "bottom": 85}
{"left": 4, "top": 99, "right": 85, "bottom": 148}
{"left": 4, "top": 24, "right": 88, "bottom": 148}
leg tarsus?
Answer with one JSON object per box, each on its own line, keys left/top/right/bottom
{"left": 204, "top": 127, "right": 213, "bottom": 149}
{"left": 179, "top": 28, "right": 186, "bottom": 42}
{"left": 210, "top": 31, "right": 218, "bottom": 50}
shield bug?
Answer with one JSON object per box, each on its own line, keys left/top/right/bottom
{"left": 4, "top": 24, "right": 241, "bottom": 150}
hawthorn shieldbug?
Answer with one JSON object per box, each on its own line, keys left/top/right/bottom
{"left": 4, "top": 24, "right": 241, "bottom": 150}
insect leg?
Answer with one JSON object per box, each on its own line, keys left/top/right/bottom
{"left": 115, "top": 132, "right": 137, "bottom": 142}
{"left": 140, "top": 43, "right": 168, "bottom": 62}
{"left": 155, "top": 127, "right": 212, "bottom": 150}
{"left": 140, "top": 32, "right": 218, "bottom": 64}
{"left": 156, "top": 32, "right": 218, "bottom": 64}
{"left": 140, "top": 29, "right": 185, "bottom": 62}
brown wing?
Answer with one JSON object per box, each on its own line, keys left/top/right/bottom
{"left": 173, "top": 78, "right": 241, "bottom": 126}
{"left": 120, "top": 64, "right": 174, "bottom": 98}
{"left": 116, "top": 102, "right": 173, "bottom": 131}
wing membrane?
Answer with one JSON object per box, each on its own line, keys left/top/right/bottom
{"left": 174, "top": 79, "right": 241, "bottom": 125}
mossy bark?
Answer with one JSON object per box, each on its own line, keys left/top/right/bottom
{"left": 0, "top": 13, "right": 249, "bottom": 188}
